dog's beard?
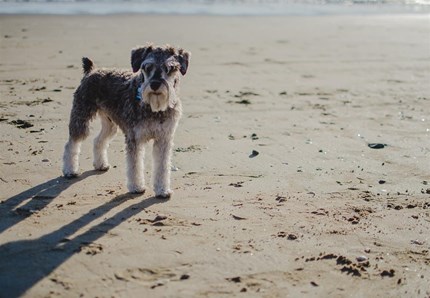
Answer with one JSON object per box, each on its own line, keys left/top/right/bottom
{"left": 148, "top": 93, "right": 169, "bottom": 112}
{"left": 142, "top": 84, "right": 170, "bottom": 112}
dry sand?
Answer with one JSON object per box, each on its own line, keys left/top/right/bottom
{"left": 0, "top": 14, "right": 429, "bottom": 297}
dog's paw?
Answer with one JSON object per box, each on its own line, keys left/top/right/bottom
{"left": 128, "top": 184, "right": 146, "bottom": 194}
{"left": 93, "top": 160, "right": 111, "bottom": 171}
{"left": 94, "top": 164, "right": 110, "bottom": 172}
{"left": 63, "top": 172, "right": 79, "bottom": 179}
{"left": 155, "top": 190, "right": 172, "bottom": 199}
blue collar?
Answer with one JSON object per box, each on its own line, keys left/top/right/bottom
{"left": 136, "top": 85, "right": 142, "bottom": 101}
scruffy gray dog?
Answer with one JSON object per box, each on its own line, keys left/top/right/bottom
{"left": 62, "top": 45, "right": 190, "bottom": 198}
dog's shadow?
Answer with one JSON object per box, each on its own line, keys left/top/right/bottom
{"left": 0, "top": 170, "right": 104, "bottom": 234}
{"left": 0, "top": 171, "right": 166, "bottom": 297}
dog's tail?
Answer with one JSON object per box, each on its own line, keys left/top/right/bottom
{"left": 82, "top": 57, "right": 94, "bottom": 75}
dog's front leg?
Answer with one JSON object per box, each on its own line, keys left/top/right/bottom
{"left": 126, "top": 136, "right": 146, "bottom": 194}
{"left": 153, "top": 138, "right": 173, "bottom": 199}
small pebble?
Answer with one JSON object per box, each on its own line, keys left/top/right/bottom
{"left": 249, "top": 150, "right": 259, "bottom": 158}
{"left": 368, "top": 143, "right": 386, "bottom": 149}
{"left": 411, "top": 240, "right": 424, "bottom": 245}
{"left": 287, "top": 233, "right": 298, "bottom": 240}
{"left": 227, "top": 276, "right": 241, "bottom": 283}
{"left": 356, "top": 255, "right": 368, "bottom": 262}
{"left": 152, "top": 215, "right": 167, "bottom": 222}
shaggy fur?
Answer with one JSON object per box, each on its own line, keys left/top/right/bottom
{"left": 63, "top": 45, "right": 190, "bottom": 198}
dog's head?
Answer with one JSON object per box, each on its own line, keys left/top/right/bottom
{"left": 131, "top": 45, "right": 190, "bottom": 112}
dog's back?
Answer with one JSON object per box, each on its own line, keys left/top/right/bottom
{"left": 75, "top": 59, "right": 135, "bottom": 109}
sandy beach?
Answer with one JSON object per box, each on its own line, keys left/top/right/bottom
{"left": 0, "top": 14, "right": 429, "bottom": 297}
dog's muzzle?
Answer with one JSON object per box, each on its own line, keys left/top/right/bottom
{"left": 144, "top": 80, "right": 170, "bottom": 112}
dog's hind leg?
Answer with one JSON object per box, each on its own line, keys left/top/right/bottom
{"left": 93, "top": 113, "right": 117, "bottom": 171}
{"left": 62, "top": 95, "right": 96, "bottom": 178}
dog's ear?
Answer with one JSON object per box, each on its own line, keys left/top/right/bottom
{"left": 175, "top": 49, "right": 190, "bottom": 76}
{"left": 131, "top": 46, "right": 153, "bottom": 73}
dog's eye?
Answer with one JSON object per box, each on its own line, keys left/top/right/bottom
{"left": 166, "top": 66, "right": 178, "bottom": 76}
{"left": 144, "top": 64, "right": 154, "bottom": 73}
{"left": 162, "top": 65, "right": 176, "bottom": 75}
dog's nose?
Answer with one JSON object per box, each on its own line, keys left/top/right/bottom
{"left": 150, "top": 81, "right": 162, "bottom": 91}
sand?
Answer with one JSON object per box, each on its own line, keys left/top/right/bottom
{"left": 0, "top": 14, "right": 429, "bottom": 297}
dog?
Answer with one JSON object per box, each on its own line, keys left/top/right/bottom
{"left": 62, "top": 45, "right": 190, "bottom": 198}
